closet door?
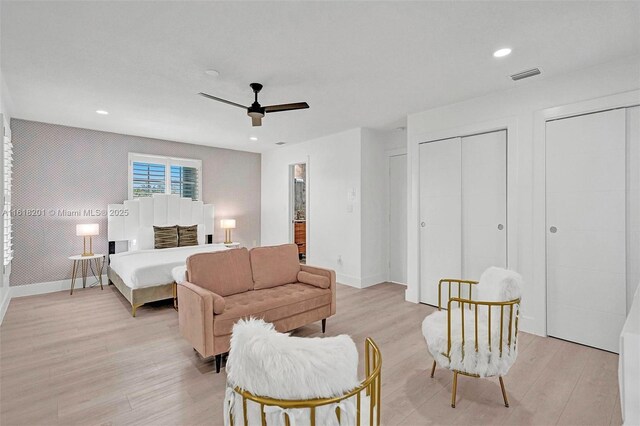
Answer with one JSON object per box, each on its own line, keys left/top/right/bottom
{"left": 461, "top": 131, "right": 507, "bottom": 279}
{"left": 419, "top": 138, "right": 461, "bottom": 306}
{"left": 546, "top": 109, "right": 626, "bottom": 353}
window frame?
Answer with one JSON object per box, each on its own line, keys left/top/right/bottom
{"left": 128, "top": 153, "right": 202, "bottom": 201}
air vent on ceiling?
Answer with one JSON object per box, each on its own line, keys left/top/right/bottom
{"left": 510, "top": 68, "right": 541, "bottom": 81}
{"left": 275, "top": 142, "right": 286, "bottom": 145}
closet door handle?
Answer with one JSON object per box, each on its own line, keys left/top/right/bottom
{"left": 420, "top": 222, "right": 426, "bottom": 228}
{"left": 550, "top": 226, "right": 557, "bottom": 233}
{"left": 497, "top": 224, "right": 504, "bottom": 230}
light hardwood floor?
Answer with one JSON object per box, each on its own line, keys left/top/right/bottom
{"left": 0, "top": 283, "right": 622, "bottom": 426}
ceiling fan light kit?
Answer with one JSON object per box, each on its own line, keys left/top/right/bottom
{"left": 198, "top": 82, "right": 309, "bottom": 127}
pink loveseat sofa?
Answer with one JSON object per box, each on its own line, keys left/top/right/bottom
{"left": 177, "top": 243, "right": 336, "bottom": 372}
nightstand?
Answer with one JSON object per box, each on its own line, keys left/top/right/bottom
{"left": 68, "top": 254, "right": 105, "bottom": 295}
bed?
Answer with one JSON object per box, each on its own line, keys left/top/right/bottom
{"left": 107, "top": 194, "right": 226, "bottom": 316}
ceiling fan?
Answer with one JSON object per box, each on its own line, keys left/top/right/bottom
{"left": 198, "top": 83, "right": 309, "bottom": 127}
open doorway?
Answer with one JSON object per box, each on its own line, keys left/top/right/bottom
{"left": 290, "top": 163, "right": 307, "bottom": 263}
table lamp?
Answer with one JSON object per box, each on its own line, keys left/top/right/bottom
{"left": 76, "top": 223, "right": 99, "bottom": 256}
{"left": 220, "top": 219, "right": 236, "bottom": 244}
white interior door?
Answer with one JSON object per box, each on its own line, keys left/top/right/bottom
{"left": 461, "top": 131, "right": 507, "bottom": 280}
{"left": 389, "top": 154, "right": 407, "bottom": 284}
{"left": 419, "top": 138, "right": 461, "bottom": 305}
{"left": 546, "top": 108, "right": 627, "bottom": 353}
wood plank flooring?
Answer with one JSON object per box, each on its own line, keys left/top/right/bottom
{"left": 0, "top": 283, "right": 621, "bottom": 425}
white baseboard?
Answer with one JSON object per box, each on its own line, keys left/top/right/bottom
{"left": 519, "top": 315, "right": 544, "bottom": 337}
{"left": 336, "top": 273, "right": 362, "bottom": 288}
{"left": 0, "top": 288, "right": 10, "bottom": 325}
{"left": 8, "top": 275, "right": 109, "bottom": 298}
{"left": 360, "top": 273, "right": 388, "bottom": 288}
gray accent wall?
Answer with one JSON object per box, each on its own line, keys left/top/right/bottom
{"left": 10, "top": 119, "right": 261, "bottom": 286}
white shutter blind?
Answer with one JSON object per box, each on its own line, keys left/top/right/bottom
{"left": 4, "top": 131, "right": 13, "bottom": 266}
{"left": 170, "top": 165, "right": 199, "bottom": 200}
{"left": 132, "top": 161, "right": 166, "bottom": 198}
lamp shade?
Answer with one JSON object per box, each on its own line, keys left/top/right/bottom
{"left": 76, "top": 223, "right": 99, "bottom": 236}
{"left": 220, "top": 219, "right": 236, "bottom": 229}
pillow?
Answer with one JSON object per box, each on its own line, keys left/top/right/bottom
{"left": 153, "top": 225, "right": 178, "bottom": 249}
{"left": 177, "top": 225, "right": 198, "bottom": 247}
{"left": 227, "top": 318, "right": 359, "bottom": 400}
{"left": 297, "top": 271, "right": 330, "bottom": 289}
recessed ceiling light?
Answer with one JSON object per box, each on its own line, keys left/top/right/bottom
{"left": 96, "top": 110, "right": 109, "bottom": 115}
{"left": 249, "top": 136, "right": 258, "bottom": 141}
{"left": 205, "top": 69, "right": 220, "bottom": 77}
{"left": 493, "top": 48, "right": 512, "bottom": 58}
{"left": 276, "top": 142, "right": 286, "bottom": 146}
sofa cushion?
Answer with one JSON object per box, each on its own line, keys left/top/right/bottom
{"left": 186, "top": 248, "right": 253, "bottom": 297}
{"left": 250, "top": 244, "right": 301, "bottom": 289}
{"left": 297, "top": 271, "right": 330, "bottom": 289}
{"left": 213, "top": 283, "right": 331, "bottom": 336}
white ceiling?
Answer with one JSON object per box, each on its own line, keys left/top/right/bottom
{"left": 2, "top": 1, "right": 639, "bottom": 153}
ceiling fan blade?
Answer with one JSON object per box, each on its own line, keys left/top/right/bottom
{"left": 264, "top": 102, "right": 309, "bottom": 113}
{"left": 251, "top": 116, "right": 262, "bottom": 127}
{"left": 198, "top": 92, "right": 247, "bottom": 109}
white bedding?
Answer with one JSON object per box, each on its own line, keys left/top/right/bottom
{"left": 109, "top": 244, "right": 230, "bottom": 289}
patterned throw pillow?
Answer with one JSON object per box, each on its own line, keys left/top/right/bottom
{"left": 153, "top": 225, "right": 178, "bottom": 249}
{"left": 178, "top": 225, "right": 198, "bottom": 247}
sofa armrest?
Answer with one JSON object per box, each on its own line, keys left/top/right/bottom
{"left": 177, "top": 281, "right": 224, "bottom": 358}
{"left": 301, "top": 264, "right": 337, "bottom": 316}
{"left": 297, "top": 271, "right": 330, "bottom": 289}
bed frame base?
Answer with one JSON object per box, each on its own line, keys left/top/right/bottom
{"left": 108, "top": 267, "right": 175, "bottom": 317}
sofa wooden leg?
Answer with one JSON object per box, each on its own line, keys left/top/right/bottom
{"left": 322, "top": 318, "right": 327, "bottom": 333}
{"left": 215, "top": 354, "right": 222, "bottom": 373}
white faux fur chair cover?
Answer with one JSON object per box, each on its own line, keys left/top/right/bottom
{"left": 224, "top": 318, "right": 373, "bottom": 426}
{"left": 422, "top": 267, "right": 523, "bottom": 378}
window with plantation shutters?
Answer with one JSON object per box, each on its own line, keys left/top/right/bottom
{"left": 4, "top": 122, "right": 12, "bottom": 267}
{"left": 170, "top": 165, "right": 199, "bottom": 200}
{"left": 132, "top": 161, "right": 166, "bottom": 198}
{"left": 128, "top": 153, "right": 202, "bottom": 201}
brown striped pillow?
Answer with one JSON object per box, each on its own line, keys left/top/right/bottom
{"left": 153, "top": 225, "right": 178, "bottom": 249}
{"left": 178, "top": 225, "right": 198, "bottom": 247}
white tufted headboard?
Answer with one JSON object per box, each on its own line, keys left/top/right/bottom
{"left": 108, "top": 194, "right": 214, "bottom": 251}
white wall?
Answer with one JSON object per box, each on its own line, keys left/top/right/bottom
{"left": 261, "top": 128, "right": 363, "bottom": 285}
{"left": 261, "top": 127, "right": 403, "bottom": 287}
{"left": 406, "top": 55, "right": 640, "bottom": 335}
{"left": 361, "top": 128, "right": 389, "bottom": 287}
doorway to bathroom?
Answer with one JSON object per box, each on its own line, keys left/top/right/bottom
{"left": 290, "top": 163, "right": 307, "bottom": 263}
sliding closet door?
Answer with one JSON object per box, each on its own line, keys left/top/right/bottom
{"left": 546, "top": 108, "right": 626, "bottom": 353}
{"left": 627, "top": 106, "right": 640, "bottom": 312}
{"left": 419, "top": 138, "right": 461, "bottom": 306}
{"left": 461, "top": 131, "right": 507, "bottom": 279}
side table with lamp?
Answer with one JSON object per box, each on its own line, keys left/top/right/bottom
{"left": 70, "top": 223, "right": 105, "bottom": 295}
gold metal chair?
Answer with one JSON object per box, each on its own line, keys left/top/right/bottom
{"left": 227, "top": 338, "right": 382, "bottom": 426}
{"left": 428, "top": 278, "right": 521, "bottom": 408}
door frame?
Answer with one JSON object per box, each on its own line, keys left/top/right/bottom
{"left": 387, "top": 148, "right": 407, "bottom": 284}
{"left": 533, "top": 89, "right": 640, "bottom": 337}
{"left": 288, "top": 159, "right": 310, "bottom": 261}
{"left": 408, "top": 117, "right": 519, "bottom": 306}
